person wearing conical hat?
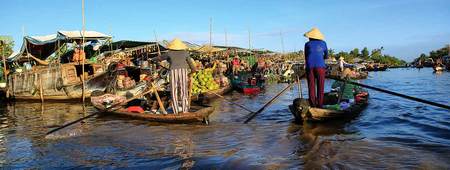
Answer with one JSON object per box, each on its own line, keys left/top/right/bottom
{"left": 304, "top": 27, "right": 328, "bottom": 108}
{"left": 159, "top": 38, "right": 197, "bottom": 114}
{"left": 339, "top": 56, "right": 348, "bottom": 72}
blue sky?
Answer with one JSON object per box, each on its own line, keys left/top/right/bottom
{"left": 1, "top": 0, "right": 449, "bottom": 61}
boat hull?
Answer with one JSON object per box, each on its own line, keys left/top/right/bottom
{"left": 289, "top": 96, "right": 368, "bottom": 122}
{"left": 95, "top": 105, "right": 214, "bottom": 124}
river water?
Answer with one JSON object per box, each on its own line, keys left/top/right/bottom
{"left": 1, "top": 68, "right": 449, "bottom": 169}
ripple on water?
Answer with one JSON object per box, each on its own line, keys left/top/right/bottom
{"left": 0, "top": 68, "right": 450, "bottom": 168}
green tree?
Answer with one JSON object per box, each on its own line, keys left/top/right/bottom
{"left": 370, "top": 48, "right": 382, "bottom": 58}
{"left": 0, "top": 36, "right": 14, "bottom": 58}
{"left": 328, "top": 49, "right": 335, "bottom": 59}
{"left": 350, "top": 48, "right": 359, "bottom": 58}
{"left": 361, "top": 47, "right": 369, "bottom": 59}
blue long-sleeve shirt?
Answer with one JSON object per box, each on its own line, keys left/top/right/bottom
{"left": 304, "top": 40, "right": 328, "bottom": 69}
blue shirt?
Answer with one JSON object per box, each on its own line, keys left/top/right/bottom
{"left": 304, "top": 40, "right": 328, "bottom": 69}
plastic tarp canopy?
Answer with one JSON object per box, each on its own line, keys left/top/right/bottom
{"left": 12, "top": 30, "right": 110, "bottom": 61}
{"left": 194, "top": 45, "right": 225, "bottom": 53}
{"left": 99, "top": 40, "right": 167, "bottom": 53}
{"left": 57, "top": 30, "right": 111, "bottom": 40}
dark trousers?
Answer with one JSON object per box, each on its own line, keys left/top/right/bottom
{"left": 306, "top": 68, "right": 326, "bottom": 108}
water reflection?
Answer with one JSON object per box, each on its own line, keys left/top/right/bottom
{"left": 0, "top": 68, "right": 449, "bottom": 168}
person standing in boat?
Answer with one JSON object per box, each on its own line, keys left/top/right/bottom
{"left": 339, "top": 56, "right": 348, "bottom": 72}
{"left": 72, "top": 41, "right": 85, "bottom": 64}
{"left": 304, "top": 28, "right": 328, "bottom": 108}
{"left": 159, "top": 38, "right": 197, "bottom": 114}
{"left": 232, "top": 56, "right": 240, "bottom": 75}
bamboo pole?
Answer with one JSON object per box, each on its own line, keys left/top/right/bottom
{"left": 152, "top": 83, "right": 167, "bottom": 114}
{"left": 209, "top": 17, "right": 212, "bottom": 46}
{"left": 153, "top": 30, "right": 158, "bottom": 42}
{"left": 297, "top": 76, "right": 302, "bottom": 98}
{"left": 81, "top": 0, "right": 86, "bottom": 103}
{"left": 39, "top": 74, "right": 44, "bottom": 103}
{"left": 248, "top": 28, "right": 251, "bottom": 50}
{"left": 1, "top": 41, "right": 7, "bottom": 82}
{"left": 1, "top": 41, "right": 8, "bottom": 98}
{"left": 280, "top": 30, "right": 285, "bottom": 54}
{"left": 224, "top": 28, "right": 228, "bottom": 46}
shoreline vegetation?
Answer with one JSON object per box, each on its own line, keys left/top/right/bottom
{"left": 412, "top": 45, "right": 450, "bottom": 67}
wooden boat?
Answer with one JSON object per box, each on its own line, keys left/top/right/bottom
{"left": 364, "top": 64, "right": 388, "bottom": 71}
{"left": 93, "top": 102, "right": 214, "bottom": 124}
{"left": 327, "top": 71, "right": 368, "bottom": 80}
{"left": 191, "top": 84, "right": 232, "bottom": 103}
{"left": 7, "top": 63, "right": 110, "bottom": 101}
{"left": 98, "top": 105, "right": 214, "bottom": 124}
{"left": 230, "top": 73, "right": 265, "bottom": 95}
{"left": 289, "top": 92, "right": 369, "bottom": 122}
{"left": 433, "top": 66, "right": 444, "bottom": 72}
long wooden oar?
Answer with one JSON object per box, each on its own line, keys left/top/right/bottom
{"left": 207, "top": 91, "right": 255, "bottom": 113}
{"left": 243, "top": 83, "right": 294, "bottom": 124}
{"left": 46, "top": 88, "right": 155, "bottom": 136}
{"left": 327, "top": 76, "right": 450, "bottom": 110}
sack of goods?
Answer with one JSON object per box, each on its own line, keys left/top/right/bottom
{"left": 191, "top": 68, "right": 220, "bottom": 94}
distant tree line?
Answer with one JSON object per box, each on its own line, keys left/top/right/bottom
{"left": 413, "top": 45, "right": 449, "bottom": 63}
{"left": 328, "top": 47, "right": 407, "bottom": 67}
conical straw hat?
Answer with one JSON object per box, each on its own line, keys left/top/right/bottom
{"left": 167, "top": 38, "right": 188, "bottom": 50}
{"left": 304, "top": 28, "right": 325, "bottom": 40}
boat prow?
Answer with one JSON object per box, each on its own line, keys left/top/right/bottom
{"left": 289, "top": 92, "right": 369, "bottom": 122}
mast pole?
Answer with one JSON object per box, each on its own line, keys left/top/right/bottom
{"left": 209, "top": 17, "right": 212, "bottom": 46}
{"left": 81, "top": 0, "right": 86, "bottom": 103}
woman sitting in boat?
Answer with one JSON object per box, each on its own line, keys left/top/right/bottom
{"left": 327, "top": 70, "right": 368, "bottom": 110}
{"left": 331, "top": 70, "right": 362, "bottom": 100}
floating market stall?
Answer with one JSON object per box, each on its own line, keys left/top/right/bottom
{"left": 6, "top": 30, "right": 168, "bottom": 102}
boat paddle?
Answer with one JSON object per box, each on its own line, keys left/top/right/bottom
{"left": 243, "top": 73, "right": 305, "bottom": 123}
{"left": 327, "top": 76, "right": 450, "bottom": 110}
{"left": 45, "top": 87, "right": 156, "bottom": 136}
{"left": 207, "top": 91, "right": 256, "bottom": 113}
{"left": 243, "top": 83, "right": 294, "bottom": 124}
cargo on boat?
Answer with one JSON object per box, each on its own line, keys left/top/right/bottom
{"left": 91, "top": 92, "right": 213, "bottom": 124}
{"left": 4, "top": 31, "right": 166, "bottom": 101}
{"left": 289, "top": 80, "right": 369, "bottom": 122}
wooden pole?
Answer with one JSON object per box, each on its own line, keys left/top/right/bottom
{"left": 248, "top": 28, "right": 251, "bottom": 50}
{"left": 46, "top": 88, "right": 155, "bottom": 136}
{"left": 39, "top": 74, "right": 44, "bottom": 103}
{"left": 297, "top": 76, "right": 302, "bottom": 98}
{"left": 151, "top": 83, "right": 167, "bottom": 114}
{"left": 224, "top": 28, "right": 228, "bottom": 46}
{"left": 153, "top": 30, "right": 158, "bottom": 42}
{"left": 1, "top": 41, "right": 8, "bottom": 98}
{"left": 1, "top": 41, "right": 7, "bottom": 82}
{"left": 209, "top": 17, "right": 212, "bottom": 46}
{"left": 244, "top": 83, "right": 294, "bottom": 123}
{"left": 81, "top": 0, "right": 86, "bottom": 103}
{"left": 328, "top": 76, "right": 450, "bottom": 110}
{"left": 280, "top": 30, "right": 285, "bottom": 54}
